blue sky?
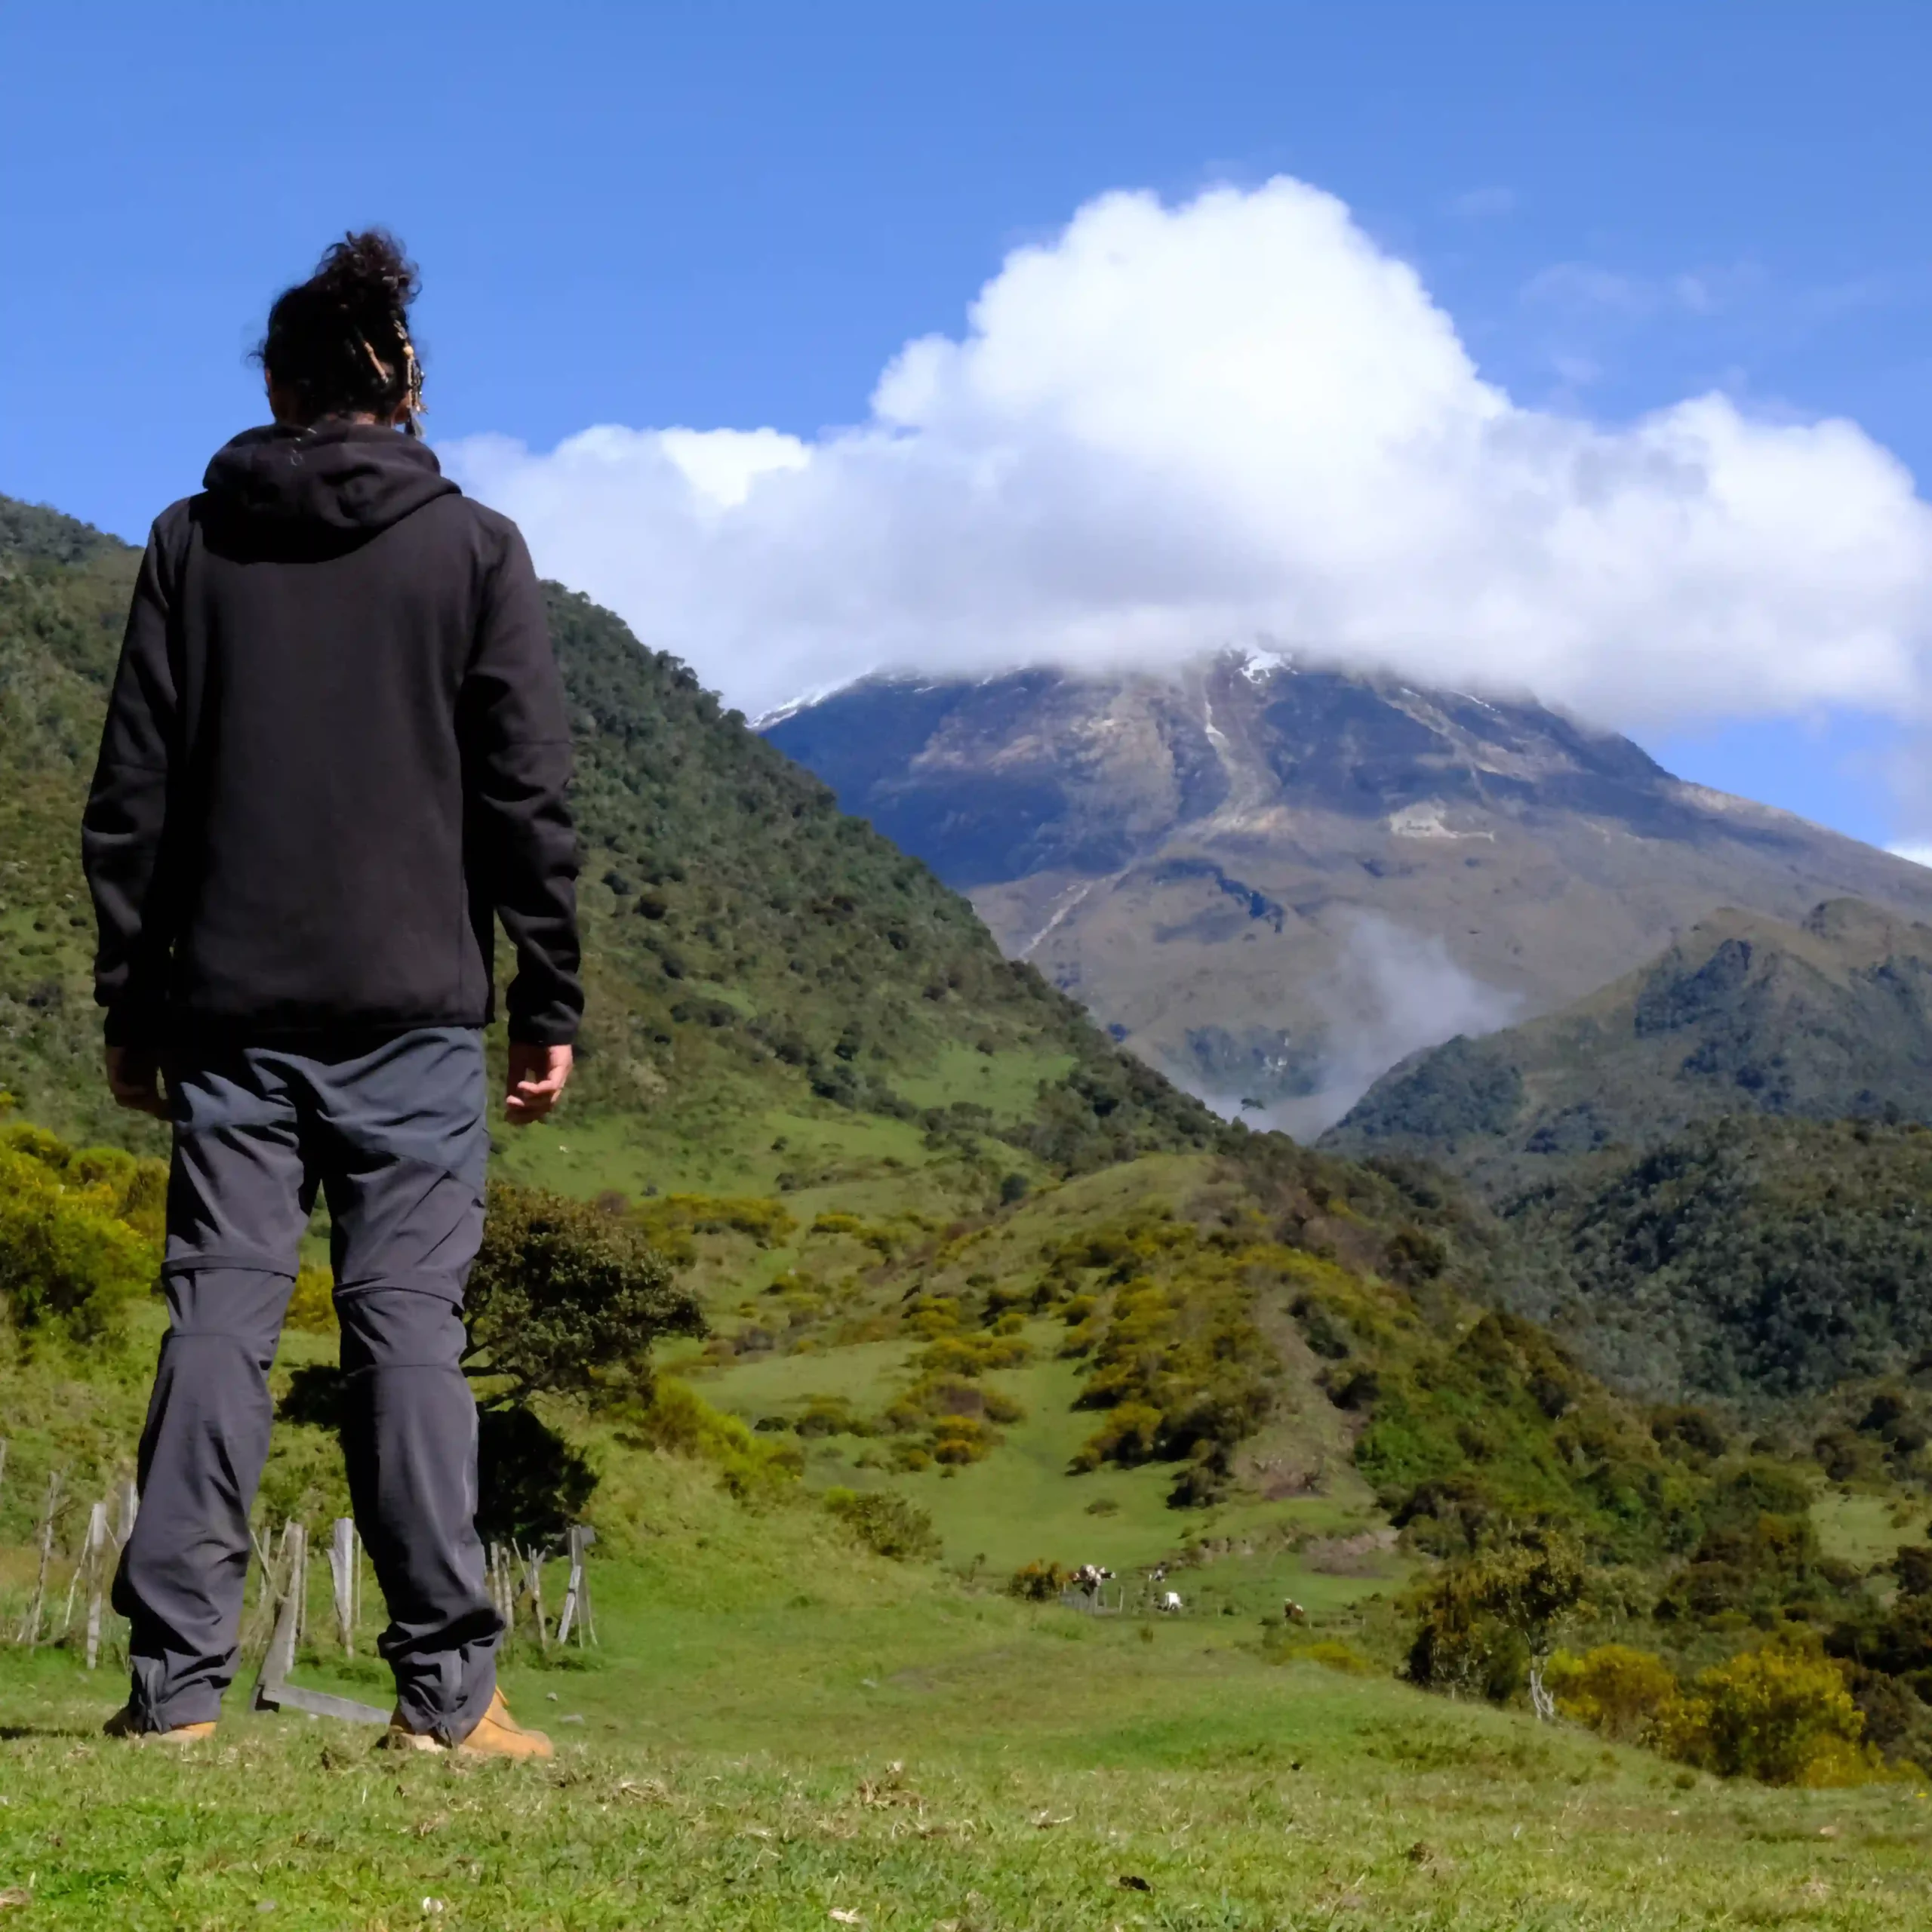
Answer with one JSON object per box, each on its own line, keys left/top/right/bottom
{"left": 5, "top": 2, "right": 1932, "bottom": 847}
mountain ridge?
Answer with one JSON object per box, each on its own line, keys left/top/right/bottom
{"left": 765, "top": 658, "right": 1932, "bottom": 1128}
{"left": 1324, "top": 896, "right": 1932, "bottom": 1189}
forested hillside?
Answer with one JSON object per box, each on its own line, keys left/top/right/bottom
{"left": 0, "top": 501, "right": 137, "bottom": 1143}
{"left": 1497, "top": 1114, "right": 1932, "bottom": 1404}
{"left": 1320, "top": 903, "right": 1932, "bottom": 1408}
{"left": 0, "top": 496, "right": 1217, "bottom": 1185}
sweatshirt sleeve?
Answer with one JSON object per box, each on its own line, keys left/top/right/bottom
{"left": 82, "top": 525, "right": 180, "bottom": 1049}
{"left": 460, "top": 523, "right": 583, "bottom": 1044}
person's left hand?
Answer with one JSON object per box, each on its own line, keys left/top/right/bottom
{"left": 105, "top": 1044, "right": 171, "bottom": 1119}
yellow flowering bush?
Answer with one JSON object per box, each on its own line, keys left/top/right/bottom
{"left": 0, "top": 1127, "right": 160, "bottom": 1344}
{"left": 1547, "top": 1644, "right": 1681, "bottom": 1743}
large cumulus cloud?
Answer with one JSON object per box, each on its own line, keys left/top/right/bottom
{"left": 447, "top": 177, "right": 1932, "bottom": 730}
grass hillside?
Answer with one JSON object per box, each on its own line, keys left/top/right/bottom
{"left": 14, "top": 1571, "right": 1932, "bottom": 1930}
{"left": 10, "top": 1186, "right": 1932, "bottom": 1929}
{"left": 10, "top": 1144, "right": 1932, "bottom": 1929}
{"left": 13, "top": 1421, "right": 1932, "bottom": 1932}
{"left": 1326, "top": 899, "right": 1932, "bottom": 1187}
{"left": 672, "top": 1133, "right": 1749, "bottom": 1571}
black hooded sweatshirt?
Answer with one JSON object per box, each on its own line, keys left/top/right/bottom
{"left": 82, "top": 422, "right": 582, "bottom": 1050}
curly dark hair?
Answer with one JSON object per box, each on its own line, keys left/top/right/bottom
{"left": 257, "top": 229, "right": 424, "bottom": 434}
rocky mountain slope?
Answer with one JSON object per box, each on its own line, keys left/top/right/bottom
{"left": 1324, "top": 898, "right": 1932, "bottom": 1185}
{"left": 765, "top": 657, "right": 1932, "bottom": 1131}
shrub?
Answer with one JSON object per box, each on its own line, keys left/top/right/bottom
{"left": 1072, "top": 1401, "right": 1164, "bottom": 1472}
{"left": 809, "top": 1211, "right": 899, "bottom": 1254}
{"left": 619, "top": 1377, "right": 802, "bottom": 1500}
{"left": 1269, "top": 1637, "right": 1378, "bottom": 1675}
{"left": 881, "top": 1368, "right": 1023, "bottom": 1463}
{"left": 0, "top": 1133, "right": 157, "bottom": 1344}
{"left": 1894, "top": 1544, "right": 1932, "bottom": 1598}
{"left": 477, "top": 1404, "right": 598, "bottom": 1545}
{"left": 1546, "top": 1644, "right": 1680, "bottom": 1743}
{"left": 3, "top": 1124, "right": 167, "bottom": 1238}
{"left": 795, "top": 1394, "right": 872, "bottom": 1438}
{"left": 285, "top": 1265, "right": 337, "bottom": 1334}
{"left": 905, "top": 1294, "right": 965, "bottom": 1339}
{"left": 1008, "top": 1559, "right": 1072, "bottom": 1601}
{"left": 637, "top": 1193, "right": 797, "bottom": 1254}
{"left": 1666, "top": 1642, "right": 1878, "bottom": 1786}
{"left": 930, "top": 1414, "right": 997, "bottom": 1464}
{"left": 822, "top": 1488, "right": 940, "bottom": 1561}
{"left": 917, "top": 1332, "right": 1031, "bottom": 1376}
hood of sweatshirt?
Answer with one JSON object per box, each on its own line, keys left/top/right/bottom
{"left": 202, "top": 422, "right": 459, "bottom": 534}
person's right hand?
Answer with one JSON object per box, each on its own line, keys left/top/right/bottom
{"left": 105, "top": 1044, "right": 171, "bottom": 1119}
{"left": 505, "top": 1041, "right": 574, "bottom": 1125}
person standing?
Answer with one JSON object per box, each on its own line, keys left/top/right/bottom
{"left": 83, "top": 231, "right": 580, "bottom": 1755}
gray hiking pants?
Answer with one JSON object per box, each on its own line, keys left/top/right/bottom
{"left": 113, "top": 1026, "right": 503, "bottom": 1740}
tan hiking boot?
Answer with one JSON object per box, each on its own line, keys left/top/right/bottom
{"left": 381, "top": 1688, "right": 553, "bottom": 1761}
{"left": 103, "top": 1706, "right": 217, "bottom": 1744}
{"left": 457, "top": 1689, "right": 553, "bottom": 1761}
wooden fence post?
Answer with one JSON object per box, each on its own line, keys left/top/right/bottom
{"left": 290, "top": 1523, "right": 308, "bottom": 1651}
{"left": 17, "top": 1471, "right": 62, "bottom": 1647}
{"left": 488, "top": 1542, "right": 513, "bottom": 1631}
{"left": 59, "top": 1500, "right": 111, "bottom": 1641}
{"left": 81, "top": 1503, "right": 111, "bottom": 1669}
{"left": 555, "top": 1526, "right": 597, "bottom": 1647}
{"left": 524, "top": 1544, "right": 549, "bottom": 1654}
{"left": 328, "top": 1518, "right": 357, "bottom": 1656}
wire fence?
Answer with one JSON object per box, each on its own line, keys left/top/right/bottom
{"left": 0, "top": 1438, "right": 599, "bottom": 1690}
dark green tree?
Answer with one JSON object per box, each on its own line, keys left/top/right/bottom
{"left": 463, "top": 1181, "right": 704, "bottom": 1405}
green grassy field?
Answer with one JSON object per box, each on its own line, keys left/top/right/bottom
{"left": 8, "top": 1541, "right": 1932, "bottom": 1931}
{"left": 1812, "top": 1491, "right": 1926, "bottom": 1571}
{"left": 699, "top": 1327, "right": 1392, "bottom": 1586}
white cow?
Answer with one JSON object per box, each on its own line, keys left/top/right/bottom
{"left": 1158, "top": 1589, "right": 1184, "bottom": 1614}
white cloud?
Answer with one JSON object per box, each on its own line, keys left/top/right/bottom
{"left": 1888, "top": 843, "right": 1932, "bottom": 869}
{"left": 446, "top": 176, "right": 1932, "bottom": 731}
